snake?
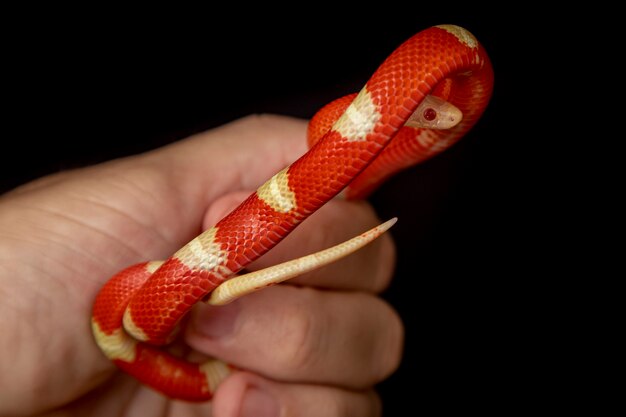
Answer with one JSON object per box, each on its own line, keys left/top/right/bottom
{"left": 91, "top": 24, "right": 494, "bottom": 401}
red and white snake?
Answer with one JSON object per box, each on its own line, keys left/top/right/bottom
{"left": 92, "top": 25, "right": 494, "bottom": 401}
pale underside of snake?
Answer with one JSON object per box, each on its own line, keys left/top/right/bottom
{"left": 92, "top": 24, "right": 494, "bottom": 401}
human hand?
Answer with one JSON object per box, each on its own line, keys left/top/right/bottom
{"left": 0, "top": 115, "right": 402, "bottom": 417}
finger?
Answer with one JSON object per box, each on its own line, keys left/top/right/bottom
{"left": 186, "top": 285, "right": 404, "bottom": 389}
{"left": 203, "top": 191, "right": 396, "bottom": 293}
{"left": 211, "top": 372, "right": 381, "bottom": 417}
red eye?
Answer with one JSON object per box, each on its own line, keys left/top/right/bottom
{"left": 423, "top": 108, "right": 437, "bottom": 121}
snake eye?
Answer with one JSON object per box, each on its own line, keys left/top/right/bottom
{"left": 404, "top": 95, "right": 463, "bottom": 130}
{"left": 423, "top": 107, "right": 437, "bottom": 121}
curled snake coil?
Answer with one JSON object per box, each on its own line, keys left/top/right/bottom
{"left": 92, "top": 24, "right": 494, "bottom": 401}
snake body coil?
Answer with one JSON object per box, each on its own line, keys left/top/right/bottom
{"left": 92, "top": 25, "right": 494, "bottom": 401}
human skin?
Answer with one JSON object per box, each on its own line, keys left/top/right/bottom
{"left": 0, "top": 115, "right": 403, "bottom": 417}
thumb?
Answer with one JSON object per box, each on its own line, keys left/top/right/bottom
{"left": 125, "top": 114, "right": 310, "bottom": 256}
{"left": 144, "top": 114, "right": 308, "bottom": 218}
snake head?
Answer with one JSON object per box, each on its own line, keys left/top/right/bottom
{"left": 404, "top": 95, "right": 463, "bottom": 130}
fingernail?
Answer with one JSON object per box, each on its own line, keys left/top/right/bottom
{"left": 240, "top": 387, "right": 279, "bottom": 417}
{"left": 192, "top": 301, "right": 240, "bottom": 339}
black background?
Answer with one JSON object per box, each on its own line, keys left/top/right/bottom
{"left": 2, "top": 7, "right": 530, "bottom": 415}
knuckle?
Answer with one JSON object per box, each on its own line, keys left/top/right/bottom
{"left": 371, "top": 233, "right": 397, "bottom": 293}
{"left": 332, "top": 391, "right": 382, "bottom": 417}
{"left": 274, "top": 289, "right": 321, "bottom": 372}
{"left": 372, "top": 299, "right": 405, "bottom": 382}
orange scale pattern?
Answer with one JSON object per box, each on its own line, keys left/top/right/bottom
{"left": 92, "top": 25, "right": 494, "bottom": 401}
